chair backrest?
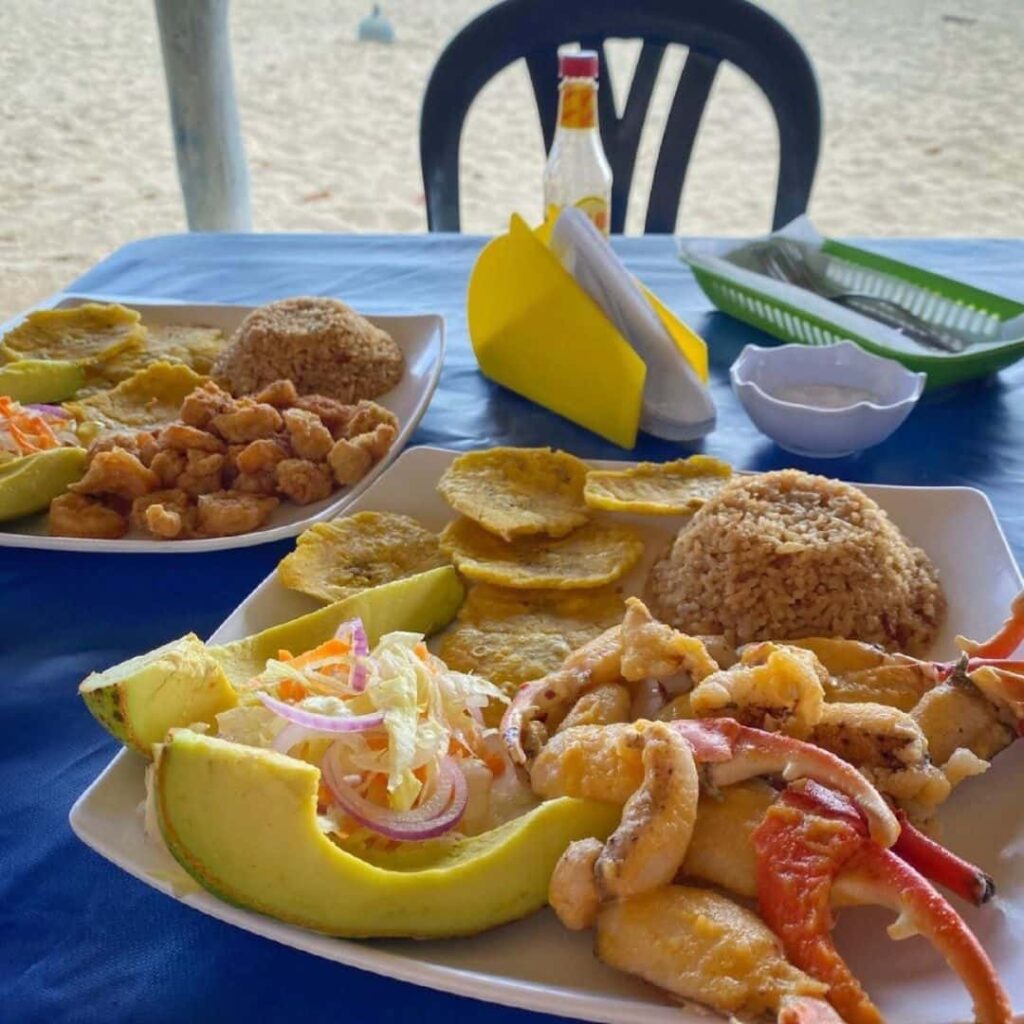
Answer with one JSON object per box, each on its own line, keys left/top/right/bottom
{"left": 420, "top": 0, "right": 821, "bottom": 234}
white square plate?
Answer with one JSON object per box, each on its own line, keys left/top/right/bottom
{"left": 71, "top": 447, "right": 1024, "bottom": 1023}
{"left": 0, "top": 295, "right": 444, "bottom": 552}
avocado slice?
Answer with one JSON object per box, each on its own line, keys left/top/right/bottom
{"left": 79, "top": 567, "right": 466, "bottom": 756}
{"left": 210, "top": 565, "right": 465, "bottom": 685}
{"left": 0, "top": 446, "right": 87, "bottom": 521}
{"left": 79, "top": 634, "right": 237, "bottom": 756}
{"left": 0, "top": 359, "right": 85, "bottom": 403}
{"left": 156, "top": 729, "right": 619, "bottom": 937}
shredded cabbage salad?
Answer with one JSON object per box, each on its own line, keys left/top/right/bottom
{"left": 216, "top": 620, "right": 534, "bottom": 841}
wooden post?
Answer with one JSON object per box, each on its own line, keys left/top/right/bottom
{"left": 154, "top": 0, "right": 252, "bottom": 231}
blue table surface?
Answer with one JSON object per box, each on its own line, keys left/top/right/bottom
{"left": 3, "top": 232, "right": 1022, "bottom": 1023}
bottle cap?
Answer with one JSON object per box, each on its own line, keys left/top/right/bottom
{"left": 558, "top": 51, "right": 599, "bottom": 79}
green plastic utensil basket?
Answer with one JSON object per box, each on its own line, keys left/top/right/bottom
{"left": 682, "top": 220, "right": 1024, "bottom": 390}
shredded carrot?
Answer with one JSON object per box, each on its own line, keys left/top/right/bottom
{"left": 414, "top": 641, "right": 430, "bottom": 662}
{"left": 0, "top": 397, "right": 62, "bottom": 454}
{"left": 276, "top": 648, "right": 294, "bottom": 662}
{"left": 483, "top": 752, "right": 507, "bottom": 778}
{"left": 278, "top": 677, "right": 308, "bottom": 702}
{"left": 287, "top": 637, "right": 351, "bottom": 669}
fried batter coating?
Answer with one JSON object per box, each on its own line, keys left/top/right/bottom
{"left": 130, "top": 489, "right": 189, "bottom": 532}
{"left": 71, "top": 449, "right": 159, "bottom": 500}
{"left": 87, "top": 431, "right": 159, "bottom": 466}
{"left": 327, "top": 436, "right": 373, "bottom": 485}
{"left": 275, "top": 458, "right": 334, "bottom": 505}
{"left": 180, "top": 381, "right": 234, "bottom": 429}
{"left": 344, "top": 400, "right": 399, "bottom": 438}
{"left": 233, "top": 468, "right": 278, "bottom": 495}
{"left": 49, "top": 493, "right": 128, "bottom": 539}
{"left": 145, "top": 504, "right": 185, "bottom": 539}
{"left": 149, "top": 449, "right": 186, "bottom": 488}
{"left": 158, "top": 423, "right": 226, "bottom": 454}
{"left": 235, "top": 438, "right": 288, "bottom": 475}
{"left": 196, "top": 491, "right": 279, "bottom": 536}
{"left": 253, "top": 378, "right": 299, "bottom": 408}
{"left": 353, "top": 421, "right": 397, "bottom": 461}
{"left": 177, "top": 449, "right": 225, "bottom": 497}
{"left": 294, "top": 394, "right": 355, "bottom": 438}
{"left": 210, "top": 402, "right": 283, "bottom": 443}
{"left": 282, "top": 408, "right": 334, "bottom": 461}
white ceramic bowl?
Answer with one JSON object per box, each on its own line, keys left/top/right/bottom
{"left": 730, "top": 341, "right": 925, "bottom": 457}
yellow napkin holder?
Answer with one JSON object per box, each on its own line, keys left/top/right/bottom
{"left": 467, "top": 213, "right": 708, "bottom": 449}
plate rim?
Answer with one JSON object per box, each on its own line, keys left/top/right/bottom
{"left": 0, "top": 296, "right": 445, "bottom": 554}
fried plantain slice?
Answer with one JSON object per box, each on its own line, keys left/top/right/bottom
{"left": 437, "top": 447, "right": 589, "bottom": 541}
{"left": 278, "top": 511, "right": 449, "bottom": 603}
{"left": 584, "top": 456, "right": 732, "bottom": 515}
{"left": 439, "top": 516, "right": 643, "bottom": 589}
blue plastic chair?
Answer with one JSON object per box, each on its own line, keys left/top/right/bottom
{"left": 420, "top": 0, "right": 821, "bottom": 234}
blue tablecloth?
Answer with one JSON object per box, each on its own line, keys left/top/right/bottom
{"left": 3, "top": 233, "right": 1022, "bottom": 1024}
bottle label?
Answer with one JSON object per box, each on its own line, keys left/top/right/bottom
{"left": 574, "top": 195, "right": 610, "bottom": 236}
{"left": 559, "top": 82, "right": 597, "bottom": 129}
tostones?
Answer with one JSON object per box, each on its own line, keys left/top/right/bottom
{"left": 439, "top": 583, "right": 624, "bottom": 690}
{"left": 436, "top": 447, "right": 589, "bottom": 541}
{"left": 78, "top": 323, "right": 226, "bottom": 396}
{"left": 1, "top": 303, "right": 146, "bottom": 366}
{"left": 65, "top": 362, "right": 208, "bottom": 433}
{"left": 583, "top": 455, "right": 732, "bottom": 515}
{"left": 278, "top": 511, "right": 449, "bottom": 603}
{"left": 439, "top": 516, "right": 643, "bottom": 589}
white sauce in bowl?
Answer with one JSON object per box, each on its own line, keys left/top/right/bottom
{"left": 766, "top": 383, "right": 881, "bottom": 408}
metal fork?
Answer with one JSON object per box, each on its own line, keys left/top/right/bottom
{"left": 759, "top": 239, "right": 968, "bottom": 353}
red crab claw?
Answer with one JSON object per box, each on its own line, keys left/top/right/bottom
{"left": 784, "top": 781, "right": 995, "bottom": 907}
{"left": 754, "top": 786, "right": 1013, "bottom": 1024}
{"left": 672, "top": 718, "right": 900, "bottom": 848}
{"left": 957, "top": 592, "right": 1024, "bottom": 660}
{"left": 778, "top": 996, "right": 847, "bottom": 1023}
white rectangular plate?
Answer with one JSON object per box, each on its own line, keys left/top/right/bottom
{"left": 0, "top": 295, "right": 444, "bottom": 552}
{"left": 71, "top": 447, "right": 1024, "bottom": 1023}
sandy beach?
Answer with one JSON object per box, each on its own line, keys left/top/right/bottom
{"left": 0, "top": 0, "right": 1021, "bottom": 318}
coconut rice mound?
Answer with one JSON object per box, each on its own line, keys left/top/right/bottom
{"left": 213, "top": 296, "right": 404, "bottom": 402}
{"left": 646, "top": 469, "right": 946, "bottom": 655}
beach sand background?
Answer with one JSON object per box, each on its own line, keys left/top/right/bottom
{"left": 1, "top": 0, "right": 1021, "bottom": 318}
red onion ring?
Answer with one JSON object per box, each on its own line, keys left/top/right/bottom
{"left": 322, "top": 748, "right": 468, "bottom": 840}
{"left": 258, "top": 692, "right": 384, "bottom": 733}
{"left": 335, "top": 617, "right": 370, "bottom": 692}
{"left": 27, "top": 404, "right": 68, "bottom": 418}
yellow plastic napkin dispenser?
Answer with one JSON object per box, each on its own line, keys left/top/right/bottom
{"left": 467, "top": 213, "right": 708, "bottom": 449}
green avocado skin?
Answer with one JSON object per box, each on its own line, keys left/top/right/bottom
{"left": 0, "top": 447, "right": 87, "bottom": 521}
{"left": 0, "top": 359, "right": 85, "bottom": 402}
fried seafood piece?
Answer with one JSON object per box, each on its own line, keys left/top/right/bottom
{"left": 195, "top": 491, "right": 279, "bottom": 536}
{"left": 753, "top": 783, "right": 1013, "bottom": 1024}
{"left": 502, "top": 599, "right": 715, "bottom": 761}
{"left": 130, "top": 489, "right": 190, "bottom": 532}
{"left": 555, "top": 683, "right": 631, "bottom": 733}
{"left": 70, "top": 449, "right": 159, "bottom": 500}
{"left": 145, "top": 503, "right": 187, "bottom": 539}
{"left": 232, "top": 468, "right": 279, "bottom": 496}
{"left": 179, "top": 381, "right": 234, "bottom": 429}
{"left": 157, "top": 423, "right": 226, "bottom": 454}
{"left": 209, "top": 401, "right": 283, "bottom": 443}
{"left": 912, "top": 684, "right": 1014, "bottom": 765}
{"left": 688, "top": 643, "right": 829, "bottom": 739}
{"left": 282, "top": 407, "right": 334, "bottom": 461}
{"left": 149, "top": 449, "right": 186, "bottom": 489}
{"left": 48, "top": 492, "right": 128, "bottom": 539}
{"left": 275, "top": 458, "right": 334, "bottom": 505}
{"left": 233, "top": 438, "right": 288, "bottom": 476}
{"left": 596, "top": 886, "right": 836, "bottom": 1022}
{"left": 344, "top": 399, "right": 398, "bottom": 438}
{"left": 529, "top": 718, "right": 900, "bottom": 847}
{"left": 327, "top": 423, "right": 396, "bottom": 485}
{"left": 293, "top": 393, "right": 356, "bottom": 438}
{"left": 176, "top": 449, "right": 225, "bottom": 497}
{"left": 87, "top": 431, "right": 159, "bottom": 467}
{"left": 253, "top": 378, "right": 299, "bottom": 408}
{"left": 550, "top": 722, "right": 699, "bottom": 930}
